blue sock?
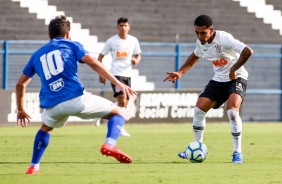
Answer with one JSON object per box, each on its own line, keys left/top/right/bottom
{"left": 106, "top": 114, "right": 125, "bottom": 145}
{"left": 31, "top": 129, "right": 50, "bottom": 164}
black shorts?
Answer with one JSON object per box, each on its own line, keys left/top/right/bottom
{"left": 111, "top": 76, "right": 131, "bottom": 99}
{"left": 199, "top": 77, "right": 247, "bottom": 109}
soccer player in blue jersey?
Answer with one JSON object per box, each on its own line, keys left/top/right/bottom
{"left": 16, "top": 15, "right": 137, "bottom": 175}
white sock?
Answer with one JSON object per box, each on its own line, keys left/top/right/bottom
{"left": 118, "top": 106, "right": 126, "bottom": 113}
{"left": 30, "top": 163, "right": 40, "bottom": 170}
{"left": 105, "top": 138, "right": 116, "bottom": 146}
{"left": 119, "top": 107, "right": 126, "bottom": 117}
{"left": 227, "top": 109, "right": 242, "bottom": 153}
{"left": 193, "top": 107, "right": 206, "bottom": 142}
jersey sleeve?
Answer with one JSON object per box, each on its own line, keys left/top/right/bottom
{"left": 133, "top": 38, "right": 141, "bottom": 55}
{"left": 220, "top": 32, "right": 246, "bottom": 54}
{"left": 194, "top": 41, "right": 204, "bottom": 58}
{"left": 100, "top": 39, "right": 111, "bottom": 56}
{"left": 22, "top": 55, "right": 36, "bottom": 78}
{"left": 72, "top": 41, "right": 89, "bottom": 63}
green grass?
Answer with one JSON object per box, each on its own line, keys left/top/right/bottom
{"left": 1, "top": 123, "right": 282, "bottom": 184}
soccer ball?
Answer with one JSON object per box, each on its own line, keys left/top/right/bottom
{"left": 185, "top": 141, "right": 208, "bottom": 163}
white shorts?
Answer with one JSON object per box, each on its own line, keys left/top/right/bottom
{"left": 41, "top": 91, "right": 114, "bottom": 128}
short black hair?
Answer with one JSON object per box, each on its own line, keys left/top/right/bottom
{"left": 48, "top": 15, "right": 70, "bottom": 39}
{"left": 117, "top": 17, "right": 129, "bottom": 25}
{"left": 194, "top": 15, "right": 213, "bottom": 27}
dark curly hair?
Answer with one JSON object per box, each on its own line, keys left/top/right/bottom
{"left": 48, "top": 15, "right": 70, "bottom": 39}
{"left": 194, "top": 15, "right": 213, "bottom": 27}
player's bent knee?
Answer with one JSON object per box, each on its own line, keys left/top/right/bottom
{"left": 227, "top": 109, "right": 240, "bottom": 122}
{"left": 103, "top": 106, "right": 125, "bottom": 120}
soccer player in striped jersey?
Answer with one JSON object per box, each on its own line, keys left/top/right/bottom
{"left": 16, "top": 15, "right": 137, "bottom": 175}
{"left": 164, "top": 14, "right": 253, "bottom": 164}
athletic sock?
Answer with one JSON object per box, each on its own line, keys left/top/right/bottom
{"left": 119, "top": 106, "right": 128, "bottom": 120}
{"left": 30, "top": 129, "right": 50, "bottom": 165}
{"left": 120, "top": 107, "right": 126, "bottom": 112}
{"left": 193, "top": 107, "right": 206, "bottom": 142}
{"left": 227, "top": 109, "right": 242, "bottom": 153}
{"left": 105, "top": 114, "right": 125, "bottom": 146}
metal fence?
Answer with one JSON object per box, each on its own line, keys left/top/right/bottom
{"left": 1, "top": 40, "right": 282, "bottom": 121}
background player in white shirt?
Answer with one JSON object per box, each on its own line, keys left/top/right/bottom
{"left": 16, "top": 16, "right": 137, "bottom": 175}
{"left": 97, "top": 17, "right": 141, "bottom": 136}
{"left": 164, "top": 14, "right": 253, "bottom": 163}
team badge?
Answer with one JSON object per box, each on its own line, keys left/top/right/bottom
{"left": 215, "top": 44, "right": 222, "bottom": 54}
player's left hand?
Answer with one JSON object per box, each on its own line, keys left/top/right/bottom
{"left": 99, "top": 75, "right": 106, "bottom": 84}
{"left": 229, "top": 68, "right": 237, "bottom": 80}
{"left": 17, "top": 110, "right": 31, "bottom": 127}
{"left": 131, "top": 58, "right": 137, "bottom": 65}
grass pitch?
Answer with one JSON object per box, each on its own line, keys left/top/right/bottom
{"left": 0, "top": 123, "right": 282, "bottom": 184}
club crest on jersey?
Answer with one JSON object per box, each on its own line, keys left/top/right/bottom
{"left": 49, "top": 78, "right": 64, "bottom": 91}
{"left": 215, "top": 44, "right": 222, "bottom": 54}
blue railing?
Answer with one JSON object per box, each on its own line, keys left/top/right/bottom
{"left": 1, "top": 40, "right": 282, "bottom": 93}
{"left": 1, "top": 40, "right": 282, "bottom": 121}
{"left": 142, "top": 42, "right": 282, "bottom": 93}
{"left": 1, "top": 40, "right": 48, "bottom": 89}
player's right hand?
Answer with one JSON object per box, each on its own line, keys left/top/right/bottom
{"left": 17, "top": 110, "right": 31, "bottom": 127}
{"left": 117, "top": 82, "right": 138, "bottom": 99}
{"left": 163, "top": 71, "right": 182, "bottom": 83}
{"left": 99, "top": 76, "right": 106, "bottom": 84}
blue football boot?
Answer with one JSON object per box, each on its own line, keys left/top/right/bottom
{"left": 178, "top": 151, "right": 188, "bottom": 159}
{"left": 232, "top": 151, "right": 243, "bottom": 164}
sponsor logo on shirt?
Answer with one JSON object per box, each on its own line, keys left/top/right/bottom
{"left": 116, "top": 51, "right": 128, "bottom": 58}
{"left": 212, "top": 58, "right": 228, "bottom": 67}
{"left": 49, "top": 78, "right": 64, "bottom": 91}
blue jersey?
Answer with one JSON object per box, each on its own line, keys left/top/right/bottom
{"left": 23, "top": 38, "right": 89, "bottom": 108}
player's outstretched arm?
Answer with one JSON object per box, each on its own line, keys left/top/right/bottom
{"left": 164, "top": 53, "right": 199, "bottom": 83}
{"left": 16, "top": 74, "right": 32, "bottom": 127}
{"left": 82, "top": 54, "right": 137, "bottom": 98}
